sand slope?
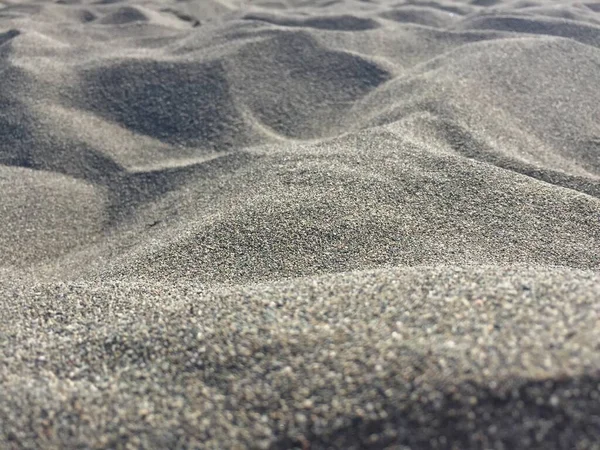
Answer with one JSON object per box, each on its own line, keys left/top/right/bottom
{"left": 1, "top": 0, "right": 600, "bottom": 448}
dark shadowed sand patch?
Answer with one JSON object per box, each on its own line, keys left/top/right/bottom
{"left": 79, "top": 59, "right": 251, "bottom": 148}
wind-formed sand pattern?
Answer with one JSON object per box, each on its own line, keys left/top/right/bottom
{"left": 1, "top": 0, "right": 600, "bottom": 448}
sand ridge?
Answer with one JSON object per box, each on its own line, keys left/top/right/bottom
{"left": 1, "top": 0, "right": 600, "bottom": 448}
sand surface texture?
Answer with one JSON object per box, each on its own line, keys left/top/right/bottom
{"left": 1, "top": 0, "right": 600, "bottom": 448}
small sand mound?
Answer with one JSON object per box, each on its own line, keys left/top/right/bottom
{"left": 98, "top": 6, "right": 149, "bottom": 25}
{"left": 0, "top": 166, "right": 107, "bottom": 266}
{"left": 243, "top": 13, "right": 380, "bottom": 30}
{"left": 229, "top": 31, "right": 391, "bottom": 138}
{"left": 380, "top": 7, "right": 459, "bottom": 27}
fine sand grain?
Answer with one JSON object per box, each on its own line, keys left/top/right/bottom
{"left": 1, "top": 0, "right": 600, "bottom": 448}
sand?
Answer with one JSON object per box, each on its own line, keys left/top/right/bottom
{"left": 1, "top": 0, "right": 599, "bottom": 448}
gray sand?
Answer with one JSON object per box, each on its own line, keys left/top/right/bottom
{"left": 1, "top": 0, "right": 600, "bottom": 448}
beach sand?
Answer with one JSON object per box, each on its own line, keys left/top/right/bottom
{"left": 1, "top": 0, "right": 600, "bottom": 448}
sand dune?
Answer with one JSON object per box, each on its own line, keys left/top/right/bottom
{"left": 1, "top": 0, "right": 599, "bottom": 448}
